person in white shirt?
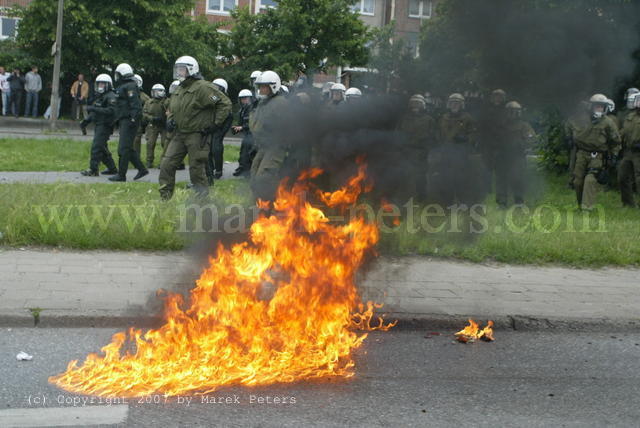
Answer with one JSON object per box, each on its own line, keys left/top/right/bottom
{"left": 0, "top": 66, "right": 11, "bottom": 116}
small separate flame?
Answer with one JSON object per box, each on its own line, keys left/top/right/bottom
{"left": 49, "top": 163, "right": 394, "bottom": 397}
{"left": 455, "top": 319, "right": 495, "bottom": 343}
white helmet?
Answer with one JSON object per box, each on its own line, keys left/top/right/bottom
{"left": 174, "top": 56, "right": 199, "bottom": 82}
{"left": 331, "top": 83, "right": 346, "bottom": 92}
{"left": 133, "top": 74, "right": 143, "bottom": 89}
{"left": 625, "top": 87, "right": 639, "bottom": 101}
{"left": 95, "top": 74, "right": 113, "bottom": 94}
{"left": 169, "top": 80, "right": 180, "bottom": 95}
{"left": 281, "top": 85, "right": 289, "bottom": 94}
{"left": 628, "top": 92, "right": 640, "bottom": 110}
{"left": 345, "top": 87, "right": 362, "bottom": 99}
{"left": 254, "top": 70, "right": 281, "bottom": 99}
{"left": 114, "top": 63, "right": 134, "bottom": 82}
{"left": 238, "top": 89, "right": 253, "bottom": 98}
{"left": 212, "top": 78, "right": 228, "bottom": 93}
{"left": 590, "top": 93, "right": 609, "bottom": 118}
{"left": 250, "top": 70, "right": 261, "bottom": 79}
{"left": 151, "top": 83, "right": 166, "bottom": 98}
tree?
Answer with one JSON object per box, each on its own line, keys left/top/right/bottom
{"left": 216, "top": 0, "right": 370, "bottom": 94}
{"left": 12, "top": 0, "right": 223, "bottom": 90}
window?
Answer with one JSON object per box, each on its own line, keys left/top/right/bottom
{"left": 0, "top": 16, "right": 18, "bottom": 39}
{"left": 409, "top": 0, "right": 432, "bottom": 19}
{"left": 207, "top": 0, "right": 236, "bottom": 14}
{"left": 259, "top": 0, "right": 278, "bottom": 9}
{"left": 351, "top": 0, "right": 374, "bottom": 16}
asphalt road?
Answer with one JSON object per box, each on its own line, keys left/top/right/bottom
{"left": 0, "top": 328, "right": 639, "bottom": 427}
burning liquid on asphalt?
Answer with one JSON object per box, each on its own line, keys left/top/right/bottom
{"left": 49, "top": 163, "right": 394, "bottom": 397}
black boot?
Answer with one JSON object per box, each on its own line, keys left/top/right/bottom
{"left": 133, "top": 169, "right": 149, "bottom": 180}
{"left": 108, "top": 175, "right": 126, "bottom": 182}
{"left": 101, "top": 168, "right": 118, "bottom": 175}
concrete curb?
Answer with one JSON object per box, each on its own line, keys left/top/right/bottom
{"left": 2, "top": 310, "right": 638, "bottom": 332}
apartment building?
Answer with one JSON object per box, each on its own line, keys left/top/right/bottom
{"left": 3, "top": 0, "right": 437, "bottom": 51}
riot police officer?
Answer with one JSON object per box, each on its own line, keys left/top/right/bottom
{"left": 249, "top": 70, "right": 289, "bottom": 201}
{"left": 232, "top": 89, "right": 256, "bottom": 177}
{"left": 108, "top": 63, "right": 148, "bottom": 182}
{"left": 158, "top": 56, "right": 232, "bottom": 200}
{"left": 572, "top": 94, "right": 621, "bottom": 210}
{"left": 208, "top": 78, "right": 233, "bottom": 182}
{"left": 619, "top": 92, "right": 640, "bottom": 207}
{"left": 142, "top": 83, "right": 167, "bottom": 168}
{"left": 79, "top": 73, "right": 118, "bottom": 177}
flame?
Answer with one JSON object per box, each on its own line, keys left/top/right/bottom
{"left": 455, "top": 319, "right": 495, "bottom": 343}
{"left": 49, "top": 163, "right": 394, "bottom": 397}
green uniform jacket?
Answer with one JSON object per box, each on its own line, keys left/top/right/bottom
{"left": 574, "top": 115, "right": 621, "bottom": 153}
{"left": 143, "top": 97, "right": 166, "bottom": 125}
{"left": 504, "top": 119, "right": 536, "bottom": 154}
{"left": 86, "top": 91, "right": 117, "bottom": 126}
{"left": 168, "top": 78, "right": 232, "bottom": 133}
{"left": 439, "top": 112, "right": 475, "bottom": 145}
{"left": 114, "top": 79, "right": 142, "bottom": 122}
{"left": 249, "top": 93, "right": 288, "bottom": 149}
{"left": 398, "top": 112, "right": 436, "bottom": 151}
{"left": 621, "top": 110, "right": 640, "bottom": 151}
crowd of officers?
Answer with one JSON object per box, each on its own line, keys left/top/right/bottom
{"left": 77, "top": 54, "right": 640, "bottom": 209}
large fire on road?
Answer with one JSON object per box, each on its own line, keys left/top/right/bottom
{"left": 49, "top": 163, "right": 394, "bottom": 397}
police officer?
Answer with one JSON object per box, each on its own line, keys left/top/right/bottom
{"left": 572, "top": 94, "right": 621, "bottom": 210}
{"left": 327, "top": 83, "right": 346, "bottom": 109}
{"left": 142, "top": 83, "right": 167, "bottom": 168}
{"left": 159, "top": 56, "right": 232, "bottom": 200}
{"left": 208, "top": 78, "right": 233, "bottom": 182}
{"left": 619, "top": 92, "right": 640, "bottom": 207}
{"left": 249, "top": 70, "right": 288, "bottom": 201}
{"left": 79, "top": 73, "right": 118, "bottom": 177}
{"left": 232, "top": 89, "right": 256, "bottom": 177}
{"left": 345, "top": 87, "right": 362, "bottom": 104}
{"left": 495, "top": 101, "right": 537, "bottom": 207}
{"left": 398, "top": 94, "right": 437, "bottom": 201}
{"left": 132, "top": 74, "right": 150, "bottom": 157}
{"left": 108, "top": 64, "right": 148, "bottom": 182}
{"left": 321, "top": 81, "right": 335, "bottom": 103}
{"left": 478, "top": 89, "right": 508, "bottom": 193}
{"left": 250, "top": 70, "right": 261, "bottom": 94}
{"left": 431, "top": 93, "right": 477, "bottom": 205}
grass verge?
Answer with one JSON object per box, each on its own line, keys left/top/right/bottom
{"left": 0, "top": 137, "right": 241, "bottom": 171}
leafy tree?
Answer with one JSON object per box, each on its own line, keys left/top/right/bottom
{"left": 12, "top": 0, "right": 223, "bottom": 91}
{"left": 216, "top": 0, "right": 370, "bottom": 95}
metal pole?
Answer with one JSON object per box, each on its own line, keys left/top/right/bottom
{"left": 49, "top": 0, "right": 63, "bottom": 130}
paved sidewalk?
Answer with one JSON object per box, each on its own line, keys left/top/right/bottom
{"left": 0, "top": 163, "right": 240, "bottom": 184}
{"left": 0, "top": 249, "right": 638, "bottom": 328}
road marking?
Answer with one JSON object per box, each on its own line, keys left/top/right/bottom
{"left": 0, "top": 405, "right": 128, "bottom": 427}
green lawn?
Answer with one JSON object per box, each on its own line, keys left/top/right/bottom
{"left": 379, "top": 172, "right": 640, "bottom": 267}
{"left": 0, "top": 180, "right": 253, "bottom": 251}
{"left": 1, "top": 163, "right": 639, "bottom": 266}
{"left": 0, "top": 138, "right": 241, "bottom": 171}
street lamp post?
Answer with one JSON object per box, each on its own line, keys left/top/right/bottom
{"left": 49, "top": 0, "right": 64, "bottom": 130}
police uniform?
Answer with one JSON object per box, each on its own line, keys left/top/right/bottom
{"left": 249, "top": 92, "right": 288, "bottom": 201}
{"left": 495, "top": 118, "right": 536, "bottom": 206}
{"left": 158, "top": 77, "right": 232, "bottom": 200}
{"left": 142, "top": 96, "right": 167, "bottom": 168}
{"left": 619, "top": 110, "right": 640, "bottom": 207}
{"left": 83, "top": 90, "right": 118, "bottom": 174}
{"left": 235, "top": 101, "right": 255, "bottom": 175}
{"left": 113, "top": 78, "right": 147, "bottom": 180}
{"left": 398, "top": 111, "right": 437, "bottom": 201}
{"left": 133, "top": 91, "right": 150, "bottom": 156}
{"left": 572, "top": 115, "right": 621, "bottom": 209}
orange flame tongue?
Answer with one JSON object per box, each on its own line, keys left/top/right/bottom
{"left": 455, "top": 319, "right": 495, "bottom": 343}
{"left": 49, "top": 164, "right": 393, "bottom": 397}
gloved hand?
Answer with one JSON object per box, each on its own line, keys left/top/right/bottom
{"left": 79, "top": 120, "right": 89, "bottom": 129}
{"left": 166, "top": 119, "right": 176, "bottom": 133}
